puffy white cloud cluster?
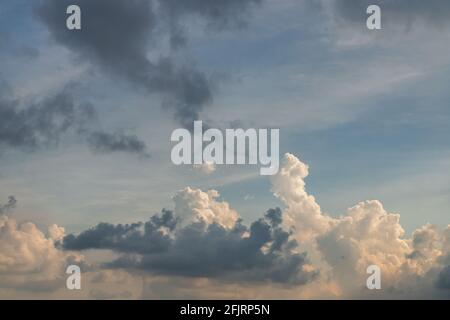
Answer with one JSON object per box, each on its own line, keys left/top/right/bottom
{"left": 317, "top": 200, "right": 411, "bottom": 290}
{"left": 173, "top": 187, "right": 239, "bottom": 229}
{"left": 271, "top": 153, "right": 332, "bottom": 242}
{"left": 0, "top": 213, "right": 83, "bottom": 291}
{"left": 272, "top": 153, "right": 450, "bottom": 297}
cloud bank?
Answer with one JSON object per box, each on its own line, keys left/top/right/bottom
{"left": 63, "top": 190, "right": 317, "bottom": 285}
{"left": 1, "top": 153, "right": 449, "bottom": 298}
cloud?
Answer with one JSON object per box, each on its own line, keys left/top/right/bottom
{"left": 0, "top": 196, "right": 17, "bottom": 214}
{"left": 0, "top": 85, "right": 149, "bottom": 156}
{"left": 109, "top": 216, "right": 316, "bottom": 284}
{"left": 158, "top": 0, "right": 262, "bottom": 47}
{"left": 63, "top": 209, "right": 175, "bottom": 254}
{"left": 2, "top": 153, "right": 449, "bottom": 298}
{"left": 271, "top": 153, "right": 450, "bottom": 298}
{"left": 37, "top": 153, "right": 450, "bottom": 297}
{"left": 270, "top": 153, "right": 333, "bottom": 243}
{"left": 193, "top": 162, "right": 216, "bottom": 174}
{"left": 0, "top": 204, "right": 84, "bottom": 292}
{"left": 62, "top": 194, "right": 317, "bottom": 284}
{"left": 316, "top": 200, "right": 412, "bottom": 290}
{"left": 36, "top": 0, "right": 262, "bottom": 128}
{"left": 173, "top": 187, "right": 238, "bottom": 228}
{"left": 87, "top": 131, "right": 149, "bottom": 157}
{"left": 159, "top": 0, "right": 261, "bottom": 29}
{"left": 0, "top": 90, "right": 94, "bottom": 150}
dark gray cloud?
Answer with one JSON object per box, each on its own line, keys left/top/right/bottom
{"left": 87, "top": 131, "right": 149, "bottom": 157}
{"left": 158, "top": 0, "right": 262, "bottom": 48}
{"left": 0, "top": 196, "right": 17, "bottom": 214}
{"left": 159, "top": 0, "right": 261, "bottom": 28}
{"left": 0, "top": 86, "right": 149, "bottom": 156}
{"left": 36, "top": 0, "right": 262, "bottom": 128}
{"left": 62, "top": 207, "right": 317, "bottom": 284}
{"left": 326, "top": 0, "right": 450, "bottom": 28}
{"left": 63, "top": 209, "right": 176, "bottom": 253}
{"left": 0, "top": 90, "right": 94, "bottom": 150}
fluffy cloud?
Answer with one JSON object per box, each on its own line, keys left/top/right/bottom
{"left": 173, "top": 187, "right": 238, "bottom": 228}
{"left": 271, "top": 153, "right": 333, "bottom": 243}
{"left": 316, "top": 200, "right": 411, "bottom": 290}
{"left": 0, "top": 200, "right": 83, "bottom": 292}
{"left": 271, "top": 153, "right": 450, "bottom": 298}
{"left": 193, "top": 162, "right": 216, "bottom": 175}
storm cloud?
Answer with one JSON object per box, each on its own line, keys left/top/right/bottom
{"left": 36, "top": 0, "right": 262, "bottom": 128}
{"left": 62, "top": 207, "right": 317, "bottom": 284}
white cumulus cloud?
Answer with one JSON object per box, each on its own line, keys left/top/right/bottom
{"left": 173, "top": 187, "right": 239, "bottom": 229}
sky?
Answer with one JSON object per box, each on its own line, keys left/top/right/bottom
{"left": 0, "top": 0, "right": 449, "bottom": 299}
